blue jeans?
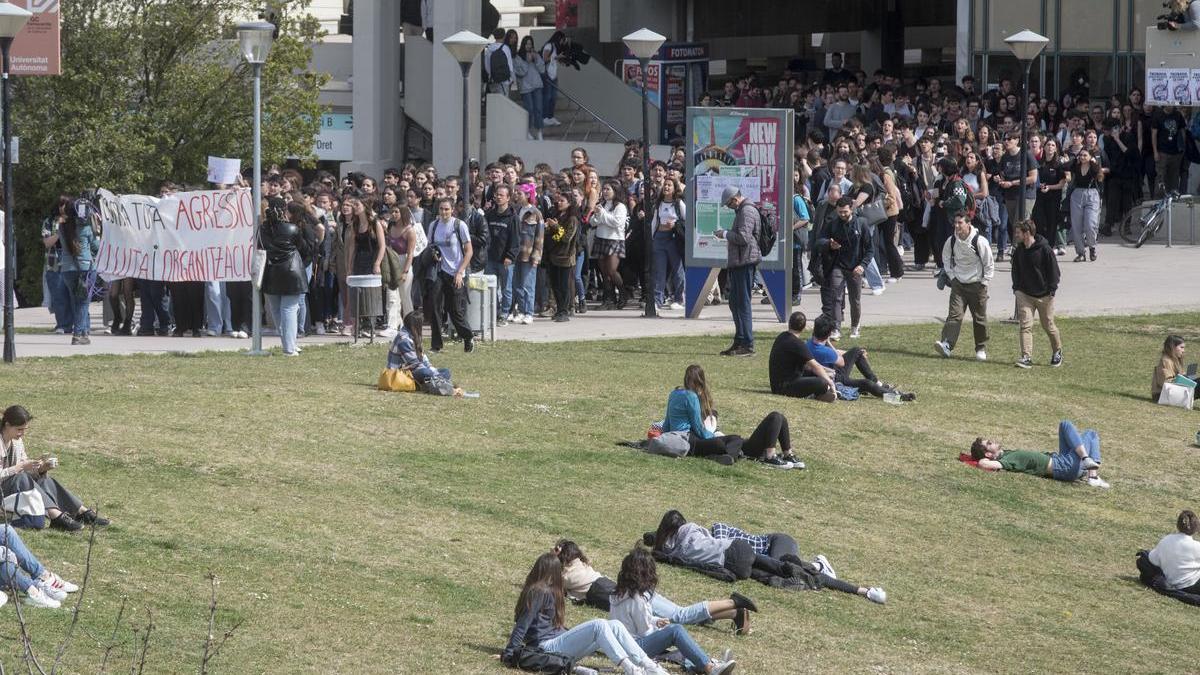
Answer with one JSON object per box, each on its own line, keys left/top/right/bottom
{"left": 864, "top": 258, "right": 884, "bottom": 290}
{"left": 61, "top": 270, "right": 92, "bottom": 336}
{"left": 205, "top": 281, "right": 231, "bottom": 334}
{"left": 138, "top": 280, "right": 171, "bottom": 332}
{"left": 513, "top": 261, "right": 538, "bottom": 315}
{"left": 728, "top": 264, "right": 755, "bottom": 348}
{"left": 1050, "top": 420, "right": 1101, "bottom": 481}
{"left": 266, "top": 293, "right": 303, "bottom": 354}
{"left": 574, "top": 250, "right": 587, "bottom": 302}
{"left": 652, "top": 231, "right": 684, "bottom": 305}
{"left": 636, "top": 623, "right": 711, "bottom": 673}
{"left": 542, "top": 75, "right": 558, "bottom": 118}
{"left": 0, "top": 524, "right": 44, "bottom": 592}
{"left": 539, "top": 619, "right": 649, "bottom": 666}
{"left": 485, "top": 259, "right": 514, "bottom": 317}
{"left": 521, "top": 90, "right": 544, "bottom": 132}
{"left": 649, "top": 593, "right": 710, "bottom": 625}
{"left": 44, "top": 269, "right": 72, "bottom": 332}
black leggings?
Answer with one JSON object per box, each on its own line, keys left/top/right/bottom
{"left": 774, "top": 376, "right": 830, "bottom": 399}
{"left": 722, "top": 535, "right": 860, "bottom": 595}
{"left": 688, "top": 433, "right": 742, "bottom": 462}
{"left": 837, "top": 347, "right": 885, "bottom": 397}
{"left": 879, "top": 217, "right": 905, "bottom": 279}
{"left": 688, "top": 412, "right": 790, "bottom": 460}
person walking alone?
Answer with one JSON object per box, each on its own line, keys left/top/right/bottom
{"left": 1010, "top": 219, "right": 1063, "bottom": 369}
{"left": 715, "top": 186, "right": 761, "bottom": 356}
{"left": 935, "top": 212, "right": 994, "bottom": 361}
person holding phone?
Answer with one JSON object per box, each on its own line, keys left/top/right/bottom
{"left": 714, "top": 186, "right": 762, "bottom": 356}
{"left": 815, "top": 197, "right": 871, "bottom": 342}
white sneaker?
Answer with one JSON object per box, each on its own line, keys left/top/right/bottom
{"left": 0, "top": 590, "right": 7, "bottom": 607}
{"left": 711, "top": 659, "right": 737, "bottom": 675}
{"left": 35, "top": 579, "right": 67, "bottom": 602}
{"left": 871, "top": 287, "right": 884, "bottom": 296}
{"left": 204, "top": 329, "right": 219, "bottom": 337}
{"left": 1087, "top": 476, "right": 1111, "bottom": 489}
{"left": 830, "top": 330, "right": 841, "bottom": 342}
{"left": 573, "top": 667, "right": 600, "bottom": 675}
{"left": 544, "top": 117, "right": 561, "bottom": 126}
{"left": 975, "top": 349, "right": 987, "bottom": 361}
{"left": 620, "top": 659, "right": 645, "bottom": 675}
{"left": 314, "top": 324, "right": 326, "bottom": 335}
{"left": 378, "top": 328, "right": 398, "bottom": 339}
{"left": 39, "top": 570, "right": 78, "bottom": 593}
{"left": 526, "top": 131, "right": 535, "bottom": 140}
{"left": 1080, "top": 457, "right": 1100, "bottom": 471}
{"left": 934, "top": 340, "right": 951, "bottom": 358}
{"left": 24, "top": 585, "right": 61, "bottom": 609}
{"left": 886, "top": 277, "right": 899, "bottom": 284}
{"left": 865, "top": 587, "right": 887, "bottom": 604}
{"left": 668, "top": 302, "right": 683, "bottom": 310}
{"left": 814, "top": 554, "right": 837, "bottom": 579}
{"left": 521, "top": 314, "right": 534, "bottom": 325}
{"left": 849, "top": 325, "right": 861, "bottom": 339}
{"left": 642, "top": 663, "right": 669, "bottom": 675}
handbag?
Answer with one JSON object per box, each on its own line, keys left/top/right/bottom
{"left": 251, "top": 248, "right": 267, "bottom": 289}
{"left": 377, "top": 367, "right": 417, "bottom": 393}
{"left": 858, "top": 196, "right": 888, "bottom": 227}
{"left": 1158, "top": 382, "right": 1194, "bottom": 410}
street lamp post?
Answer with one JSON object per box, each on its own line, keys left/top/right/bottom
{"left": 623, "top": 28, "right": 666, "bottom": 318}
{"left": 1004, "top": 30, "right": 1049, "bottom": 224}
{"left": 0, "top": 1, "right": 29, "bottom": 363}
{"left": 442, "top": 31, "right": 491, "bottom": 212}
{"left": 237, "top": 21, "right": 275, "bottom": 356}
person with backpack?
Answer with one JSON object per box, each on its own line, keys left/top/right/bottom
{"left": 1010, "top": 219, "right": 1063, "bottom": 369}
{"left": 934, "top": 212, "right": 994, "bottom": 361}
{"left": 714, "top": 186, "right": 762, "bottom": 357}
{"left": 484, "top": 28, "right": 513, "bottom": 95}
{"left": 58, "top": 197, "right": 100, "bottom": 346}
{"left": 937, "top": 156, "right": 973, "bottom": 266}
{"left": 501, "top": 552, "right": 665, "bottom": 675}
{"left": 423, "top": 198, "right": 475, "bottom": 353}
{"left": 815, "top": 197, "right": 871, "bottom": 342}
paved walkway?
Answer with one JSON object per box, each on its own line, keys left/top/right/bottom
{"left": 12, "top": 242, "right": 1200, "bottom": 357}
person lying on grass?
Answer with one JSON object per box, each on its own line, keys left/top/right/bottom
{"left": 385, "top": 312, "right": 464, "bottom": 397}
{"left": 608, "top": 547, "right": 738, "bottom": 675}
{"left": 807, "top": 314, "right": 915, "bottom": 401}
{"left": 969, "top": 420, "right": 1109, "bottom": 488}
{"left": 662, "top": 364, "right": 804, "bottom": 469}
{"left": 554, "top": 539, "right": 757, "bottom": 634}
{"left": 767, "top": 311, "right": 836, "bottom": 402}
{"left": 649, "top": 510, "right": 886, "bottom": 604}
{"left": 501, "top": 552, "right": 670, "bottom": 675}
{"left": 0, "top": 405, "right": 110, "bottom": 532}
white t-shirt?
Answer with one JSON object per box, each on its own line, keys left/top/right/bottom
{"left": 1149, "top": 532, "right": 1200, "bottom": 590}
{"left": 542, "top": 43, "right": 558, "bottom": 80}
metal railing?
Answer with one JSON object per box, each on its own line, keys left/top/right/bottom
{"left": 543, "top": 81, "right": 630, "bottom": 144}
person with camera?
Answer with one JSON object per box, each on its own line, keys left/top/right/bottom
{"left": 0, "top": 405, "right": 109, "bottom": 532}
{"left": 934, "top": 212, "right": 995, "bottom": 361}
{"left": 1160, "top": 0, "right": 1200, "bottom": 31}
{"left": 57, "top": 196, "right": 100, "bottom": 347}
{"left": 423, "top": 198, "right": 475, "bottom": 352}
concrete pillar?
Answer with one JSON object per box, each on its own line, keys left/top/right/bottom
{"left": 432, "top": 0, "right": 482, "bottom": 178}
{"left": 347, "top": 2, "right": 402, "bottom": 177}
{"left": 860, "top": 30, "right": 883, "bottom": 76}
{"left": 955, "top": 0, "right": 971, "bottom": 83}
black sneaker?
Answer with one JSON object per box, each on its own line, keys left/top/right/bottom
{"left": 731, "top": 346, "right": 756, "bottom": 357}
{"left": 1050, "top": 350, "right": 1063, "bottom": 367}
{"left": 77, "top": 510, "right": 110, "bottom": 527}
{"left": 780, "top": 452, "right": 806, "bottom": 469}
{"left": 1015, "top": 356, "right": 1033, "bottom": 369}
{"left": 730, "top": 592, "right": 758, "bottom": 613}
{"left": 719, "top": 346, "right": 736, "bottom": 356}
{"left": 464, "top": 340, "right": 475, "bottom": 353}
{"left": 759, "top": 296, "right": 772, "bottom": 305}
{"left": 900, "top": 392, "right": 917, "bottom": 402}
{"left": 760, "top": 456, "right": 792, "bottom": 469}
{"left": 708, "top": 454, "right": 735, "bottom": 466}
{"left": 50, "top": 514, "right": 83, "bottom": 532}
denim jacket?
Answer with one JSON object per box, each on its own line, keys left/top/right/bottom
{"left": 58, "top": 224, "right": 99, "bottom": 272}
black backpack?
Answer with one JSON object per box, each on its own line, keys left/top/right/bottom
{"left": 502, "top": 646, "right": 578, "bottom": 673}
{"left": 748, "top": 204, "right": 776, "bottom": 258}
{"left": 489, "top": 47, "right": 511, "bottom": 84}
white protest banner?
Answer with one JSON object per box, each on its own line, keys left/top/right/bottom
{"left": 95, "top": 187, "right": 256, "bottom": 282}
{"left": 1147, "top": 69, "right": 1170, "bottom": 105}
{"left": 206, "top": 156, "right": 241, "bottom": 185}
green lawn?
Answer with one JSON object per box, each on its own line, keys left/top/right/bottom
{"left": 0, "top": 312, "right": 1197, "bottom": 673}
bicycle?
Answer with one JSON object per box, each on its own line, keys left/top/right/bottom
{"left": 1120, "top": 192, "right": 1196, "bottom": 247}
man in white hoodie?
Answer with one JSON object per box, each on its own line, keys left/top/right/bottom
{"left": 935, "top": 213, "right": 994, "bottom": 361}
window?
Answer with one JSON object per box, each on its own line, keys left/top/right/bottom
{"left": 1058, "top": 54, "right": 1117, "bottom": 99}
{"left": 1059, "top": 0, "right": 1117, "bottom": 52}
{"left": 988, "top": 0, "right": 1042, "bottom": 50}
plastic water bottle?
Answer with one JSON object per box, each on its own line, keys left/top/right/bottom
{"left": 883, "top": 391, "right": 902, "bottom": 405}
{"left": 461, "top": 391, "right": 481, "bottom": 399}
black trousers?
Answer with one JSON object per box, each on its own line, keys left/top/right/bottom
{"left": 774, "top": 376, "right": 830, "bottom": 399}
{"left": 820, "top": 267, "right": 860, "bottom": 330}
{"left": 879, "top": 217, "right": 905, "bottom": 278}
{"left": 425, "top": 271, "right": 472, "bottom": 350}
{"left": 548, "top": 264, "right": 572, "bottom": 317}
{"left": 1032, "top": 191, "right": 1063, "bottom": 243}
{"left": 227, "top": 281, "right": 252, "bottom": 333}
{"left": 168, "top": 281, "right": 205, "bottom": 333}
{"left": 688, "top": 433, "right": 743, "bottom": 462}
{"left": 837, "top": 347, "right": 885, "bottom": 397}
{"left": 909, "top": 221, "right": 932, "bottom": 266}
{"left": 742, "top": 411, "right": 790, "bottom": 458}
{"left": 722, "top": 534, "right": 859, "bottom": 594}
{"left": 34, "top": 475, "right": 83, "bottom": 515}
{"left": 1104, "top": 177, "right": 1136, "bottom": 230}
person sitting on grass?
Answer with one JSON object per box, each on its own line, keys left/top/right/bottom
{"left": 501, "top": 552, "right": 667, "bottom": 675}
{"left": 608, "top": 547, "right": 738, "bottom": 675}
{"left": 663, "top": 365, "right": 803, "bottom": 469}
{"left": 0, "top": 523, "right": 79, "bottom": 608}
{"left": 1152, "top": 335, "right": 1195, "bottom": 402}
{"left": 386, "top": 313, "right": 464, "bottom": 397}
{"left": 650, "top": 510, "right": 887, "bottom": 605}
{"left": 767, "top": 311, "right": 836, "bottom": 403}
{"left": 1137, "top": 510, "right": 1200, "bottom": 606}
{"left": 969, "top": 420, "right": 1109, "bottom": 488}
{"left": 0, "top": 405, "right": 110, "bottom": 532}
{"left": 807, "top": 315, "right": 915, "bottom": 401}
{"left": 555, "top": 540, "right": 757, "bottom": 635}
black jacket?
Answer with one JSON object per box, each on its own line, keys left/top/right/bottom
{"left": 464, "top": 208, "right": 489, "bottom": 274}
{"left": 1011, "top": 235, "right": 1060, "bottom": 298}
{"left": 484, "top": 204, "right": 519, "bottom": 265}
{"left": 262, "top": 220, "right": 310, "bottom": 296}
{"left": 816, "top": 213, "right": 872, "bottom": 275}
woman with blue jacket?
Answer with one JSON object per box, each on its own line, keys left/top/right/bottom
{"left": 57, "top": 199, "right": 100, "bottom": 346}
{"left": 662, "top": 365, "right": 801, "bottom": 468}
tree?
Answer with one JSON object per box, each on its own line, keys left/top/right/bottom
{"left": 11, "top": 0, "right": 328, "bottom": 304}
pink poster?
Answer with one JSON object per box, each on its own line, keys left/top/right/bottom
{"left": 9, "top": 0, "right": 60, "bottom": 76}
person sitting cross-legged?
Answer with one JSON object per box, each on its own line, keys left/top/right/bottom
{"left": 807, "top": 315, "right": 915, "bottom": 401}
{"left": 0, "top": 523, "right": 80, "bottom": 608}
{"left": 768, "top": 311, "right": 836, "bottom": 403}
{"left": 970, "top": 420, "right": 1109, "bottom": 488}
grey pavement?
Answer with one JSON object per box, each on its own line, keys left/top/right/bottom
{"left": 12, "top": 242, "right": 1200, "bottom": 358}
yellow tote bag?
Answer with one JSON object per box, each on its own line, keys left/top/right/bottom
{"left": 377, "top": 368, "right": 417, "bottom": 392}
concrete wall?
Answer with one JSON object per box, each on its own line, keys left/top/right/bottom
{"left": 485, "top": 94, "right": 671, "bottom": 172}
{"left": 403, "top": 36, "right": 434, "bottom": 133}
{"left": 556, "top": 56, "right": 660, "bottom": 143}
{"left": 599, "top": 0, "right": 678, "bottom": 42}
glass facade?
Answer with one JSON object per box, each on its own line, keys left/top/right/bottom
{"left": 969, "top": 0, "right": 1161, "bottom": 100}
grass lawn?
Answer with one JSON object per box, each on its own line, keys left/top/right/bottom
{"left": 0, "top": 311, "right": 1197, "bottom": 673}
